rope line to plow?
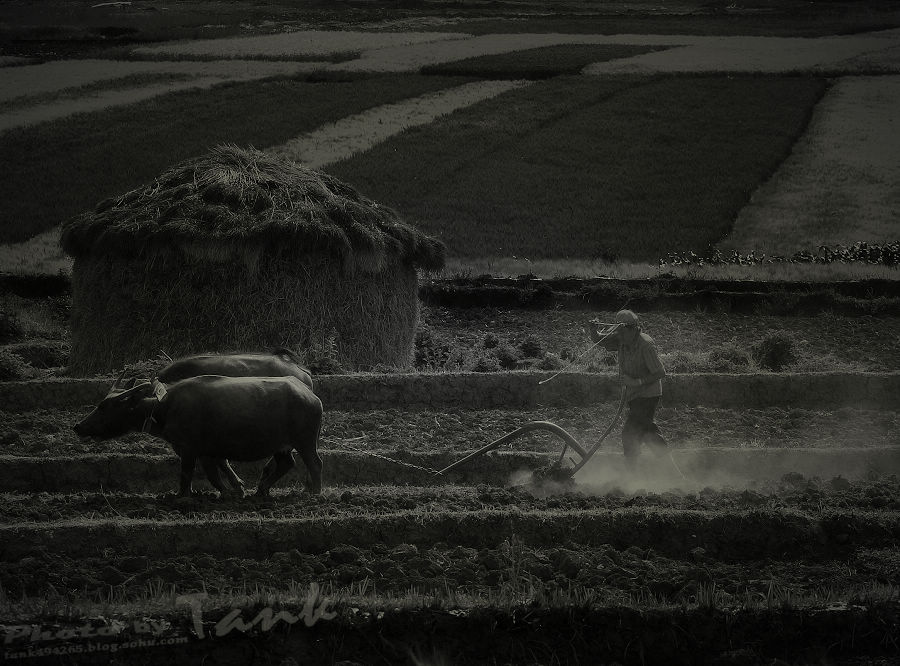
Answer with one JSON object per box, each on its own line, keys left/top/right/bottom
{"left": 340, "top": 444, "right": 444, "bottom": 475}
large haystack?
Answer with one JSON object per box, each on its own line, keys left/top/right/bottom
{"left": 61, "top": 145, "right": 444, "bottom": 375}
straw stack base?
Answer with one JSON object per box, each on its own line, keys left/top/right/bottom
{"left": 68, "top": 254, "right": 418, "bottom": 375}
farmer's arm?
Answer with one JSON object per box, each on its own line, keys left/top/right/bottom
{"left": 638, "top": 343, "right": 666, "bottom": 385}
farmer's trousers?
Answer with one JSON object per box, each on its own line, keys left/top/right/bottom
{"left": 622, "top": 396, "right": 668, "bottom": 462}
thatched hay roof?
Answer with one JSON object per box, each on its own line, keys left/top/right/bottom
{"left": 61, "top": 144, "right": 444, "bottom": 273}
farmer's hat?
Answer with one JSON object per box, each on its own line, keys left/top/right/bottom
{"left": 615, "top": 310, "right": 640, "bottom": 327}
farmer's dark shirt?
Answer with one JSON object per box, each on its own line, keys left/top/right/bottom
{"left": 601, "top": 331, "right": 665, "bottom": 400}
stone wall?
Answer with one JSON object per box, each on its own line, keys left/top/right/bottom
{"left": 2, "top": 372, "right": 898, "bottom": 412}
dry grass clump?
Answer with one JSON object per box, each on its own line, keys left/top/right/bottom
{"left": 751, "top": 332, "right": 797, "bottom": 371}
{"left": 68, "top": 254, "right": 420, "bottom": 374}
{"left": 61, "top": 144, "right": 444, "bottom": 274}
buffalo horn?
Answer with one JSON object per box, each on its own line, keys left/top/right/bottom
{"left": 111, "top": 366, "right": 128, "bottom": 391}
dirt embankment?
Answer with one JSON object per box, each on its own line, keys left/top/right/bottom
{"left": 2, "top": 371, "right": 898, "bottom": 413}
{"left": 2, "top": 446, "right": 897, "bottom": 494}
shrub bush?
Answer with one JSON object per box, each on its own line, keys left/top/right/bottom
{"left": 3, "top": 341, "right": 69, "bottom": 368}
{"left": 752, "top": 331, "right": 797, "bottom": 371}
{"left": 303, "top": 333, "right": 344, "bottom": 375}
{"left": 472, "top": 353, "right": 501, "bottom": 373}
{"left": 537, "top": 352, "right": 565, "bottom": 371}
{"left": 519, "top": 335, "right": 544, "bottom": 359}
{"left": 0, "top": 349, "right": 37, "bottom": 380}
{"left": 495, "top": 344, "right": 522, "bottom": 370}
{"left": 482, "top": 332, "right": 500, "bottom": 350}
{"left": 414, "top": 328, "right": 451, "bottom": 370}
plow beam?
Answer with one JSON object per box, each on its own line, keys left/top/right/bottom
{"left": 434, "top": 421, "right": 588, "bottom": 476}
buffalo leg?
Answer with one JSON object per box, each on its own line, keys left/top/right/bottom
{"left": 179, "top": 454, "right": 197, "bottom": 497}
{"left": 297, "top": 420, "right": 323, "bottom": 494}
{"left": 298, "top": 448, "right": 323, "bottom": 494}
{"left": 200, "top": 458, "right": 243, "bottom": 499}
{"left": 255, "top": 451, "right": 295, "bottom": 497}
{"left": 255, "top": 457, "right": 277, "bottom": 493}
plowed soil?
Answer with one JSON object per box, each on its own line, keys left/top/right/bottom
{"left": 1, "top": 398, "right": 898, "bottom": 665}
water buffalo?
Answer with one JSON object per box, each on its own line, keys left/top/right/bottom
{"left": 159, "top": 348, "right": 313, "bottom": 390}
{"left": 157, "top": 349, "right": 314, "bottom": 492}
{"left": 74, "top": 375, "right": 323, "bottom": 498}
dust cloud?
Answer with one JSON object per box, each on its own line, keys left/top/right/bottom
{"left": 510, "top": 445, "right": 894, "bottom": 497}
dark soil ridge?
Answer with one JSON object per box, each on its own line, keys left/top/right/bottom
{"left": 4, "top": 272, "right": 899, "bottom": 314}
{"left": 3, "top": 371, "right": 899, "bottom": 411}
{"left": 420, "top": 277, "right": 900, "bottom": 314}
{"left": 1, "top": 467, "right": 895, "bottom": 521}
{"left": 3, "top": 538, "right": 894, "bottom": 612}
{"left": 438, "top": 276, "right": 900, "bottom": 297}
{"left": 1, "top": 447, "right": 897, "bottom": 493}
{"left": 2, "top": 507, "right": 896, "bottom": 562}
{"left": 8, "top": 604, "right": 899, "bottom": 666}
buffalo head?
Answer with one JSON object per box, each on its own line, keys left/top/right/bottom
{"left": 73, "top": 373, "right": 160, "bottom": 439}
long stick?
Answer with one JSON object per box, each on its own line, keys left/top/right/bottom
{"left": 538, "top": 323, "right": 621, "bottom": 385}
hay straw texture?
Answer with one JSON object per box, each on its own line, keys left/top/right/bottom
{"left": 61, "top": 145, "right": 442, "bottom": 374}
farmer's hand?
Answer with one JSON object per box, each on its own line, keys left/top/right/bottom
{"left": 621, "top": 374, "right": 642, "bottom": 388}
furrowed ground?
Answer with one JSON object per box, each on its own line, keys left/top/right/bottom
{"left": 2, "top": 302, "right": 898, "bottom": 663}
{"left": 1, "top": 377, "right": 898, "bottom": 664}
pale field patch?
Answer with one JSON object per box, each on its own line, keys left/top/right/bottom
{"left": 721, "top": 76, "right": 900, "bottom": 255}
{"left": 1, "top": 77, "right": 232, "bottom": 132}
{"left": 267, "top": 80, "right": 531, "bottom": 168}
{"left": 0, "top": 59, "right": 320, "bottom": 103}
{"left": 317, "top": 29, "right": 900, "bottom": 74}
{"left": 0, "top": 59, "right": 320, "bottom": 132}
{"left": 0, "top": 228, "right": 71, "bottom": 276}
{"left": 582, "top": 29, "right": 900, "bottom": 74}
{"left": 132, "top": 30, "right": 470, "bottom": 60}
{"left": 0, "top": 56, "right": 31, "bottom": 67}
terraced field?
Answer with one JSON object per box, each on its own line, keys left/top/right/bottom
{"left": 1, "top": 387, "right": 898, "bottom": 664}
{"left": 1, "top": 1, "right": 899, "bottom": 662}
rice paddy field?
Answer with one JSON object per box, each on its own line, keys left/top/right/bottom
{"left": 1, "top": 0, "right": 899, "bottom": 663}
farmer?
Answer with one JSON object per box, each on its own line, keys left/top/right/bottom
{"left": 588, "top": 309, "right": 668, "bottom": 468}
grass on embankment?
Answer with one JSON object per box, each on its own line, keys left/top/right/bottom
{"left": 0, "top": 73, "right": 473, "bottom": 245}
{"left": 326, "top": 74, "right": 829, "bottom": 262}
{"left": 6, "top": 405, "right": 900, "bottom": 459}
{"left": 442, "top": 257, "right": 900, "bottom": 281}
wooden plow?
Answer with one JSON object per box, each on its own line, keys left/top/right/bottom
{"left": 434, "top": 389, "right": 627, "bottom": 487}
{"left": 434, "top": 322, "right": 628, "bottom": 487}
